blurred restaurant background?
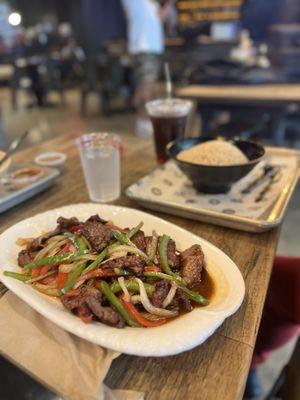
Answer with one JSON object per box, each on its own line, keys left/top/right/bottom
{"left": 0, "top": 0, "right": 299, "bottom": 399}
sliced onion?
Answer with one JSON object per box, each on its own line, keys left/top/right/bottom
{"left": 100, "top": 251, "right": 128, "bottom": 264}
{"left": 135, "top": 278, "right": 178, "bottom": 318}
{"left": 59, "top": 263, "right": 79, "bottom": 273}
{"left": 33, "top": 283, "right": 60, "bottom": 297}
{"left": 146, "top": 230, "right": 158, "bottom": 260}
{"left": 108, "top": 245, "right": 148, "bottom": 260}
{"left": 130, "top": 294, "right": 141, "bottom": 304}
{"left": 73, "top": 279, "right": 85, "bottom": 290}
{"left": 118, "top": 277, "right": 130, "bottom": 302}
{"left": 162, "top": 283, "right": 177, "bottom": 308}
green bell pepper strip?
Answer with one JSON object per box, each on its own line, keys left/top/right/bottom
{"left": 81, "top": 248, "right": 108, "bottom": 275}
{"left": 99, "top": 281, "right": 140, "bottom": 327}
{"left": 63, "top": 232, "right": 81, "bottom": 249}
{"left": 180, "top": 286, "right": 209, "bottom": 306}
{"left": 144, "top": 271, "right": 184, "bottom": 286}
{"left": 127, "top": 222, "right": 143, "bottom": 239}
{"left": 158, "top": 235, "right": 176, "bottom": 277}
{"left": 24, "top": 249, "right": 89, "bottom": 271}
{"left": 110, "top": 279, "right": 155, "bottom": 295}
{"left": 61, "top": 262, "right": 87, "bottom": 294}
{"left": 144, "top": 271, "right": 208, "bottom": 306}
{"left": 112, "top": 231, "right": 135, "bottom": 247}
{"left": 3, "top": 271, "right": 30, "bottom": 282}
{"left": 114, "top": 267, "right": 131, "bottom": 276}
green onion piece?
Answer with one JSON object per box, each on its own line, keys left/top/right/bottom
{"left": 81, "top": 248, "right": 108, "bottom": 275}
{"left": 77, "top": 237, "right": 88, "bottom": 252}
{"left": 180, "top": 286, "right": 209, "bottom": 306}
{"left": 61, "top": 262, "right": 87, "bottom": 294}
{"left": 112, "top": 231, "right": 134, "bottom": 247}
{"left": 144, "top": 271, "right": 184, "bottom": 285}
{"left": 63, "top": 232, "right": 81, "bottom": 249}
{"left": 110, "top": 279, "right": 155, "bottom": 295}
{"left": 99, "top": 281, "right": 140, "bottom": 327}
{"left": 159, "top": 235, "right": 176, "bottom": 277}
{"left": 114, "top": 267, "right": 131, "bottom": 276}
{"left": 127, "top": 221, "right": 143, "bottom": 239}
{"left": 144, "top": 271, "right": 208, "bottom": 306}
{"left": 24, "top": 249, "right": 89, "bottom": 271}
{"left": 25, "top": 270, "right": 56, "bottom": 284}
{"left": 3, "top": 271, "right": 30, "bottom": 282}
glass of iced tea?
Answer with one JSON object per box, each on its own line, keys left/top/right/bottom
{"left": 146, "top": 98, "right": 192, "bottom": 164}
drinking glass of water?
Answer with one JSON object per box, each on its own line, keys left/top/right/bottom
{"left": 76, "top": 133, "right": 120, "bottom": 203}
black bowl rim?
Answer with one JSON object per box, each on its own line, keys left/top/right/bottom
{"left": 166, "top": 137, "right": 265, "bottom": 169}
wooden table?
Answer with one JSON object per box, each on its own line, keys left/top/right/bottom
{"left": 0, "top": 134, "right": 279, "bottom": 400}
{"left": 177, "top": 84, "right": 300, "bottom": 145}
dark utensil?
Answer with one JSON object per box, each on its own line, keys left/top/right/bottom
{"left": 241, "top": 164, "right": 275, "bottom": 194}
{"left": 0, "top": 131, "right": 29, "bottom": 166}
{"left": 166, "top": 137, "right": 265, "bottom": 194}
{"left": 255, "top": 168, "right": 281, "bottom": 202}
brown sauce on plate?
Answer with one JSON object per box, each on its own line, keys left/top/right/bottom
{"left": 196, "top": 268, "right": 215, "bottom": 301}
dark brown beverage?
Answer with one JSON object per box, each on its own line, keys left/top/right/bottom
{"left": 146, "top": 98, "right": 192, "bottom": 164}
{"left": 150, "top": 115, "right": 188, "bottom": 164}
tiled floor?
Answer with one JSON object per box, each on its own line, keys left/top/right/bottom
{"left": 0, "top": 87, "right": 299, "bottom": 399}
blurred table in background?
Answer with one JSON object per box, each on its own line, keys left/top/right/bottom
{"left": 177, "top": 83, "right": 300, "bottom": 144}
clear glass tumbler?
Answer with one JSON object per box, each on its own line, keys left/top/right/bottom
{"left": 75, "top": 133, "right": 120, "bottom": 203}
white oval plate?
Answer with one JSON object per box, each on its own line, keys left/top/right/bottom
{"left": 0, "top": 203, "right": 245, "bottom": 357}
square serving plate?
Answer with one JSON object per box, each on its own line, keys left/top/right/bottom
{"left": 126, "top": 147, "right": 300, "bottom": 233}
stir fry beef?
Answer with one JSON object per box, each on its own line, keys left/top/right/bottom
{"left": 180, "top": 244, "right": 205, "bottom": 289}
{"left": 82, "top": 220, "right": 113, "bottom": 252}
{"left": 150, "top": 280, "right": 171, "bottom": 308}
{"left": 169, "top": 289, "right": 192, "bottom": 312}
{"left": 131, "top": 230, "right": 147, "bottom": 251}
{"left": 61, "top": 285, "right": 124, "bottom": 328}
{"left": 86, "top": 214, "right": 107, "bottom": 224}
{"left": 101, "top": 255, "right": 145, "bottom": 275}
{"left": 167, "top": 239, "right": 180, "bottom": 268}
{"left": 57, "top": 216, "right": 81, "bottom": 231}
{"left": 18, "top": 249, "right": 38, "bottom": 267}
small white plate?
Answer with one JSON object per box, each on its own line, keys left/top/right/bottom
{"left": 0, "top": 203, "right": 245, "bottom": 356}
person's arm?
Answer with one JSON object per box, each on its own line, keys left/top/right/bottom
{"left": 158, "top": 0, "right": 176, "bottom": 22}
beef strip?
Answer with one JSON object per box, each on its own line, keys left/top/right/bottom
{"left": 167, "top": 239, "right": 180, "bottom": 268}
{"left": 61, "top": 285, "right": 124, "bottom": 328}
{"left": 169, "top": 289, "right": 192, "bottom": 312}
{"left": 86, "top": 214, "right": 107, "bottom": 224}
{"left": 101, "top": 255, "right": 145, "bottom": 275}
{"left": 82, "top": 220, "right": 113, "bottom": 252}
{"left": 150, "top": 280, "right": 171, "bottom": 308}
{"left": 18, "top": 249, "right": 38, "bottom": 267}
{"left": 180, "top": 244, "right": 205, "bottom": 289}
{"left": 131, "top": 230, "right": 146, "bottom": 251}
{"left": 85, "top": 296, "right": 124, "bottom": 328}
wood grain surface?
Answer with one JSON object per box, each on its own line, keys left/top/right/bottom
{"left": 0, "top": 133, "right": 279, "bottom": 400}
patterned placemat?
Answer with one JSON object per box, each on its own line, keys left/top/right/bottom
{"left": 127, "top": 155, "right": 298, "bottom": 220}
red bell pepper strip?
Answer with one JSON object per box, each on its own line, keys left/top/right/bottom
{"left": 120, "top": 295, "right": 167, "bottom": 327}
{"left": 77, "top": 306, "right": 93, "bottom": 324}
{"left": 57, "top": 271, "right": 68, "bottom": 290}
{"left": 77, "top": 269, "right": 116, "bottom": 283}
{"left": 31, "top": 266, "right": 43, "bottom": 278}
{"left": 40, "top": 264, "right": 53, "bottom": 275}
{"left": 144, "top": 266, "right": 162, "bottom": 272}
{"left": 68, "top": 224, "right": 84, "bottom": 232}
